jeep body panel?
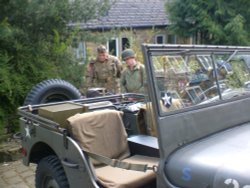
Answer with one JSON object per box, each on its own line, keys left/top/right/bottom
{"left": 166, "top": 122, "right": 250, "bottom": 187}
{"left": 20, "top": 109, "right": 98, "bottom": 188}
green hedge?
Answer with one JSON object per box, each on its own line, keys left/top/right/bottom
{"left": 0, "top": 20, "right": 85, "bottom": 135}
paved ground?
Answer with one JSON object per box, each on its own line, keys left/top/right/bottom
{"left": 0, "top": 160, "right": 36, "bottom": 188}
{"left": 0, "top": 136, "right": 36, "bottom": 188}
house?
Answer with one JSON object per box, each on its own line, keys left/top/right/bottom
{"left": 69, "top": 0, "right": 192, "bottom": 63}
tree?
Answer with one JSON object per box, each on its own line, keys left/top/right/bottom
{"left": 166, "top": 0, "right": 250, "bottom": 45}
{"left": 0, "top": 0, "right": 111, "bottom": 134}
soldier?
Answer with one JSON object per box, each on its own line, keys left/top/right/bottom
{"left": 120, "top": 49, "right": 146, "bottom": 94}
{"left": 85, "top": 45, "right": 122, "bottom": 94}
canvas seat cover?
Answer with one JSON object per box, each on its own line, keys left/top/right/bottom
{"left": 67, "top": 109, "right": 158, "bottom": 188}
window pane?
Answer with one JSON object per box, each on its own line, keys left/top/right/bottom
{"left": 155, "top": 35, "right": 166, "bottom": 44}
{"left": 151, "top": 51, "right": 250, "bottom": 113}
{"left": 167, "top": 35, "right": 176, "bottom": 44}
{"left": 122, "top": 37, "right": 130, "bottom": 50}
{"left": 156, "top": 36, "right": 163, "bottom": 44}
{"left": 73, "top": 41, "right": 86, "bottom": 64}
{"left": 108, "top": 39, "right": 117, "bottom": 56}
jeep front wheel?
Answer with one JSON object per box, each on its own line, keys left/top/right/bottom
{"left": 36, "top": 155, "right": 69, "bottom": 188}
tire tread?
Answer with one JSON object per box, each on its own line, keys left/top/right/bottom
{"left": 35, "top": 155, "right": 69, "bottom": 188}
{"left": 23, "top": 79, "right": 82, "bottom": 105}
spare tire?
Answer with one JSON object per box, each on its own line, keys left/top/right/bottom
{"left": 24, "top": 79, "right": 82, "bottom": 105}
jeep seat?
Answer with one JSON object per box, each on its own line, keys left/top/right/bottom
{"left": 67, "top": 109, "right": 158, "bottom": 188}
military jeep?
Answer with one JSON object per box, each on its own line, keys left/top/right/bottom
{"left": 19, "top": 45, "right": 250, "bottom": 188}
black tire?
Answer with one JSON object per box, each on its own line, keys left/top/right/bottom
{"left": 36, "top": 155, "right": 69, "bottom": 188}
{"left": 24, "top": 79, "right": 82, "bottom": 105}
{"left": 86, "top": 89, "right": 102, "bottom": 98}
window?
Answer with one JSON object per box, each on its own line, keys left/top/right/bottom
{"left": 155, "top": 35, "right": 166, "bottom": 44}
{"left": 107, "top": 38, "right": 119, "bottom": 56}
{"left": 122, "top": 37, "right": 130, "bottom": 50}
{"left": 73, "top": 41, "right": 86, "bottom": 64}
{"left": 167, "top": 35, "right": 176, "bottom": 44}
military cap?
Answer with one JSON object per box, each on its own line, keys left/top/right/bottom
{"left": 121, "top": 49, "right": 135, "bottom": 60}
{"left": 97, "top": 45, "right": 107, "bottom": 53}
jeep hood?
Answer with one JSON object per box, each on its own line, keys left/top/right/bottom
{"left": 165, "top": 123, "right": 250, "bottom": 188}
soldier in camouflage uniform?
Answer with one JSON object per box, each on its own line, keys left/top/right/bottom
{"left": 120, "top": 49, "right": 146, "bottom": 94}
{"left": 85, "top": 45, "right": 122, "bottom": 94}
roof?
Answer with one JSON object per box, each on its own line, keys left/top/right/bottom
{"left": 69, "top": 0, "right": 169, "bottom": 30}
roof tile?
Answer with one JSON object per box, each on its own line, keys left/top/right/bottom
{"left": 69, "top": 0, "right": 169, "bottom": 29}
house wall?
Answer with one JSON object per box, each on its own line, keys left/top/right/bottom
{"left": 76, "top": 27, "right": 192, "bottom": 64}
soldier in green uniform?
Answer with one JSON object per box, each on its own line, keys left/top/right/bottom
{"left": 85, "top": 45, "right": 122, "bottom": 94}
{"left": 120, "top": 49, "right": 146, "bottom": 94}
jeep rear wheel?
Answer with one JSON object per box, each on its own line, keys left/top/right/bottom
{"left": 36, "top": 155, "right": 69, "bottom": 188}
{"left": 24, "top": 79, "right": 82, "bottom": 105}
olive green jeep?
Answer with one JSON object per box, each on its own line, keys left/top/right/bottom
{"left": 19, "top": 45, "right": 250, "bottom": 188}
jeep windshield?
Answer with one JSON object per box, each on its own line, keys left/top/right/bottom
{"left": 142, "top": 44, "right": 250, "bottom": 188}
{"left": 142, "top": 45, "right": 250, "bottom": 114}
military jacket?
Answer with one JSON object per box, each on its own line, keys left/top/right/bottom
{"left": 86, "top": 55, "right": 122, "bottom": 93}
{"left": 120, "top": 63, "right": 146, "bottom": 94}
